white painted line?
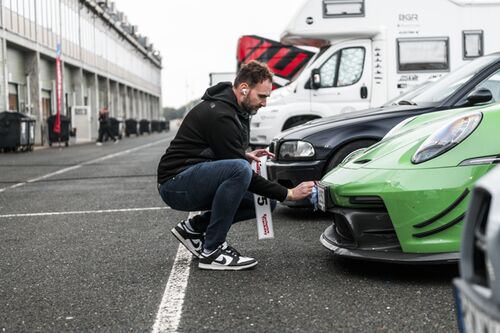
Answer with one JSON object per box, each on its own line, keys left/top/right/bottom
{"left": 152, "top": 212, "right": 199, "bottom": 333}
{"left": 0, "top": 138, "right": 170, "bottom": 193}
{"left": 25, "top": 165, "right": 83, "bottom": 184}
{"left": 0, "top": 206, "right": 171, "bottom": 218}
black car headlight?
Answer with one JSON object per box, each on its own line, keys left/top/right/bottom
{"left": 278, "top": 140, "right": 315, "bottom": 160}
{"left": 412, "top": 112, "right": 482, "bottom": 164}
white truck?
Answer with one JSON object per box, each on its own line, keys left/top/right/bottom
{"left": 209, "top": 72, "right": 237, "bottom": 86}
{"left": 250, "top": 0, "right": 500, "bottom": 147}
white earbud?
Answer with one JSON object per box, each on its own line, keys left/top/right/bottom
{"left": 242, "top": 89, "right": 248, "bottom": 96}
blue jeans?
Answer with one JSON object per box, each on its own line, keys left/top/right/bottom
{"left": 159, "top": 159, "right": 276, "bottom": 251}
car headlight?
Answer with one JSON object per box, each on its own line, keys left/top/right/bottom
{"left": 412, "top": 112, "right": 482, "bottom": 164}
{"left": 278, "top": 140, "right": 315, "bottom": 159}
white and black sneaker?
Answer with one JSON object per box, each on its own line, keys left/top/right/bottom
{"left": 171, "top": 220, "right": 204, "bottom": 258}
{"left": 198, "top": 242, "right": 257, "bottom": 271}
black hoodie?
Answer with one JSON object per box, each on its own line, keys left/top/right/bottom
{"left": 157, "top": 82, "right": 288, "bottom": 201}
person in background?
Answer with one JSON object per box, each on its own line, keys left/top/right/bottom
{"left": 157, "top": 60, "right": 315, "bottom": 271}
{"left": 96, "top": 107, "right": 118, "bottom": 146}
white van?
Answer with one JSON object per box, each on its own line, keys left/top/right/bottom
{"left": 250, "top": 0, "right": 500, "bottom": 147}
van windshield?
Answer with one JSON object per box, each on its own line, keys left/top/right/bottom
{"left": 410, "top": 54, "right": 500, "bottom": 105}
{"left": 288, "top": 46, "right": 329, "bottom": 83}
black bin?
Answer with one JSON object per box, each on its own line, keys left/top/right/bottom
{"left": 0, "top": 111, "right": 36, "bottom": 152}
{"left": 151, "top": 120, "right": 161, "bottom": 133}
{"left": 125, "top": 118, "right": 138, "bottom": 137}
{"left": 160, "top": 120, "right": 169, "bottom": 131}
{"left": 139, "top": 119, "right": 151, "bottom": 134}
{"left": 47, "top": 115, "right": 71, "bottom": 147}
{"left": 109, "top": 117, "right": 124, "bottom": 139}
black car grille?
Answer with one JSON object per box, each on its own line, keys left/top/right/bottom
{"left": 334, "top": 214, "right": 355, "bottom": 243}
{"left": 412, "top": 189, "right": 469, "bottom": 238}
{"left": 348, "top": 196, "right": 385, "bottom": 207}
{"left": 331, "top": 208, "right": 400, "bottom": 251}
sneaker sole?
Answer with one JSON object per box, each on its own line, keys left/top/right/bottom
{"left": 171, "top": 228, "right": 202, "bottom": 259}
{"left": 198, "top": 261, "right": 258, "bottom": 271}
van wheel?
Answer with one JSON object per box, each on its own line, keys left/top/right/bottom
{"left": 324, "top": 140, "right": 378, "bottom": 174}
{"left": 282, "top": 116, "right": 320, "bottom": 131}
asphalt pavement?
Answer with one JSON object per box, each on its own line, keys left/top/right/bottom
{"left": 0, "top": 132, "right": 459, "bottom": 332}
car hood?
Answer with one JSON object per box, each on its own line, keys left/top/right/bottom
{"left": 273, "top": 105, "right": 425, "bottom": 140}
{"left": 325, "top": 103, "right": 500, "bottom": 173}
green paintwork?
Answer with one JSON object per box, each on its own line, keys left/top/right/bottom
{"left": 320, "top": 103, "right": 500, "bottom": 254}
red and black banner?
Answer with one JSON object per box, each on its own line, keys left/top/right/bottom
{"left": 237, "top": 35, "right": 315, "bottom": 89}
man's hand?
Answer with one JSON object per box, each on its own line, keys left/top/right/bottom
{"left": 287, "top": 181, "right": 316, "bottom": 201}
{"left": 246, "top": 149, "right": 275, "bottom": 163}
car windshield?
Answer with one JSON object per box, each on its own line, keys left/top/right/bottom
{"left": 410, "top": 54, "right": 500, "bottom": 105}
{"left": 383, "top": 80, "right": 435, "bottom": 106}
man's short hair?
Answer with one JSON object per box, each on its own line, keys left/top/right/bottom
{"left": 234, "top": 60, "right": 273, "bottom": 88}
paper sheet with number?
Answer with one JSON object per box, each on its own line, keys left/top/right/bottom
{"left": 251, "top": 156, "right": 274, "bottom": 239}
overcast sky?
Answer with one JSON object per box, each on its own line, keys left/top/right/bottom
{"left": 114, "top": 0, "right": 307, "bottom": 109}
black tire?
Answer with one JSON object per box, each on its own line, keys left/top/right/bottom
{"left": 324, "top": 140, "right": 378, "bottom": 174}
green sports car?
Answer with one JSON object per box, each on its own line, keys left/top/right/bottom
{"left": 318, "top": 101, "right": 500, "bottom": 263}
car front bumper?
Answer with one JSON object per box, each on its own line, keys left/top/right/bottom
{"left": 266, "top": 159, "right": 326, "bottom": 188}
{"left": 319, "top": 164, "right": 495, "bottom": 256}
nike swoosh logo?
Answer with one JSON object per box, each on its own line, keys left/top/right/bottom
{"left": 217, "top": 254, "right": 234, "bottom": 265}
{"left": 191, "top": 239, "right": 202, "bottom": 250}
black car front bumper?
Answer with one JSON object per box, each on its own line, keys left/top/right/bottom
{"left": 320, "top": 207, "right": 459, "bottom": 264}
{"left": 267, "top": 159, "right": 326, "bottom": 187}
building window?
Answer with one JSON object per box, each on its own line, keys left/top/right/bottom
{"left": 323, "top": 0, "right": 364, "bottom": 18}
{"left": 8, "top": 83, "right": 19, "bottom": 112}
{"left": 41, "top": 90, "right": 52, "bottom": 120}
{"left": 463, "top": 30, "right": 483, "bottom": 59}
{"left": 397, "top": 37, "right": 449, "bottom": 72}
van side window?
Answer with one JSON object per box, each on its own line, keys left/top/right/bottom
{"left": 463, "top": 30, "right": 483, "bottom": 59}
{"left": 338, "top": 48, "right": 365, "bottom": 86}
{"left": 319, "top": 47, "right": 365, "bottom": 88}
{"left": 323, "top": 0, "right": 365, "bottom": 18}
{"left": 397, "top": 37, "right": 449, "bottom": 72}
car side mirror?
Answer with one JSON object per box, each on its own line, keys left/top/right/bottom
{"left": 310, "top": 69, "right": 321, "bottom": 89}
{"left": 466, "top": 88, "right": 492, "bottom": 106}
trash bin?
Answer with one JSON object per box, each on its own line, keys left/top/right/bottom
{"left": 139, "top": 119, "right": 151, "bottom": 134}
{"left": 47, "top": 114, "right": 71, "bottom": 147}
{"left": 160, "top": 120, "right": 169, "bottom": 132}
{"left": 125, "top": 118, "right": 138, "bottom": 137}
{"left": 109, "top": 117, "right": 124, "bottom": 139}
{"left": 0, "top": 111, "right": 36, "bottom": 152}
{"left": 151, "top": 120, "right": 161, "bottom": 133}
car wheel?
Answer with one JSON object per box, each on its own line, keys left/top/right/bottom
{"left": 325, "top": 140, "right": 378, "bottom": 174}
